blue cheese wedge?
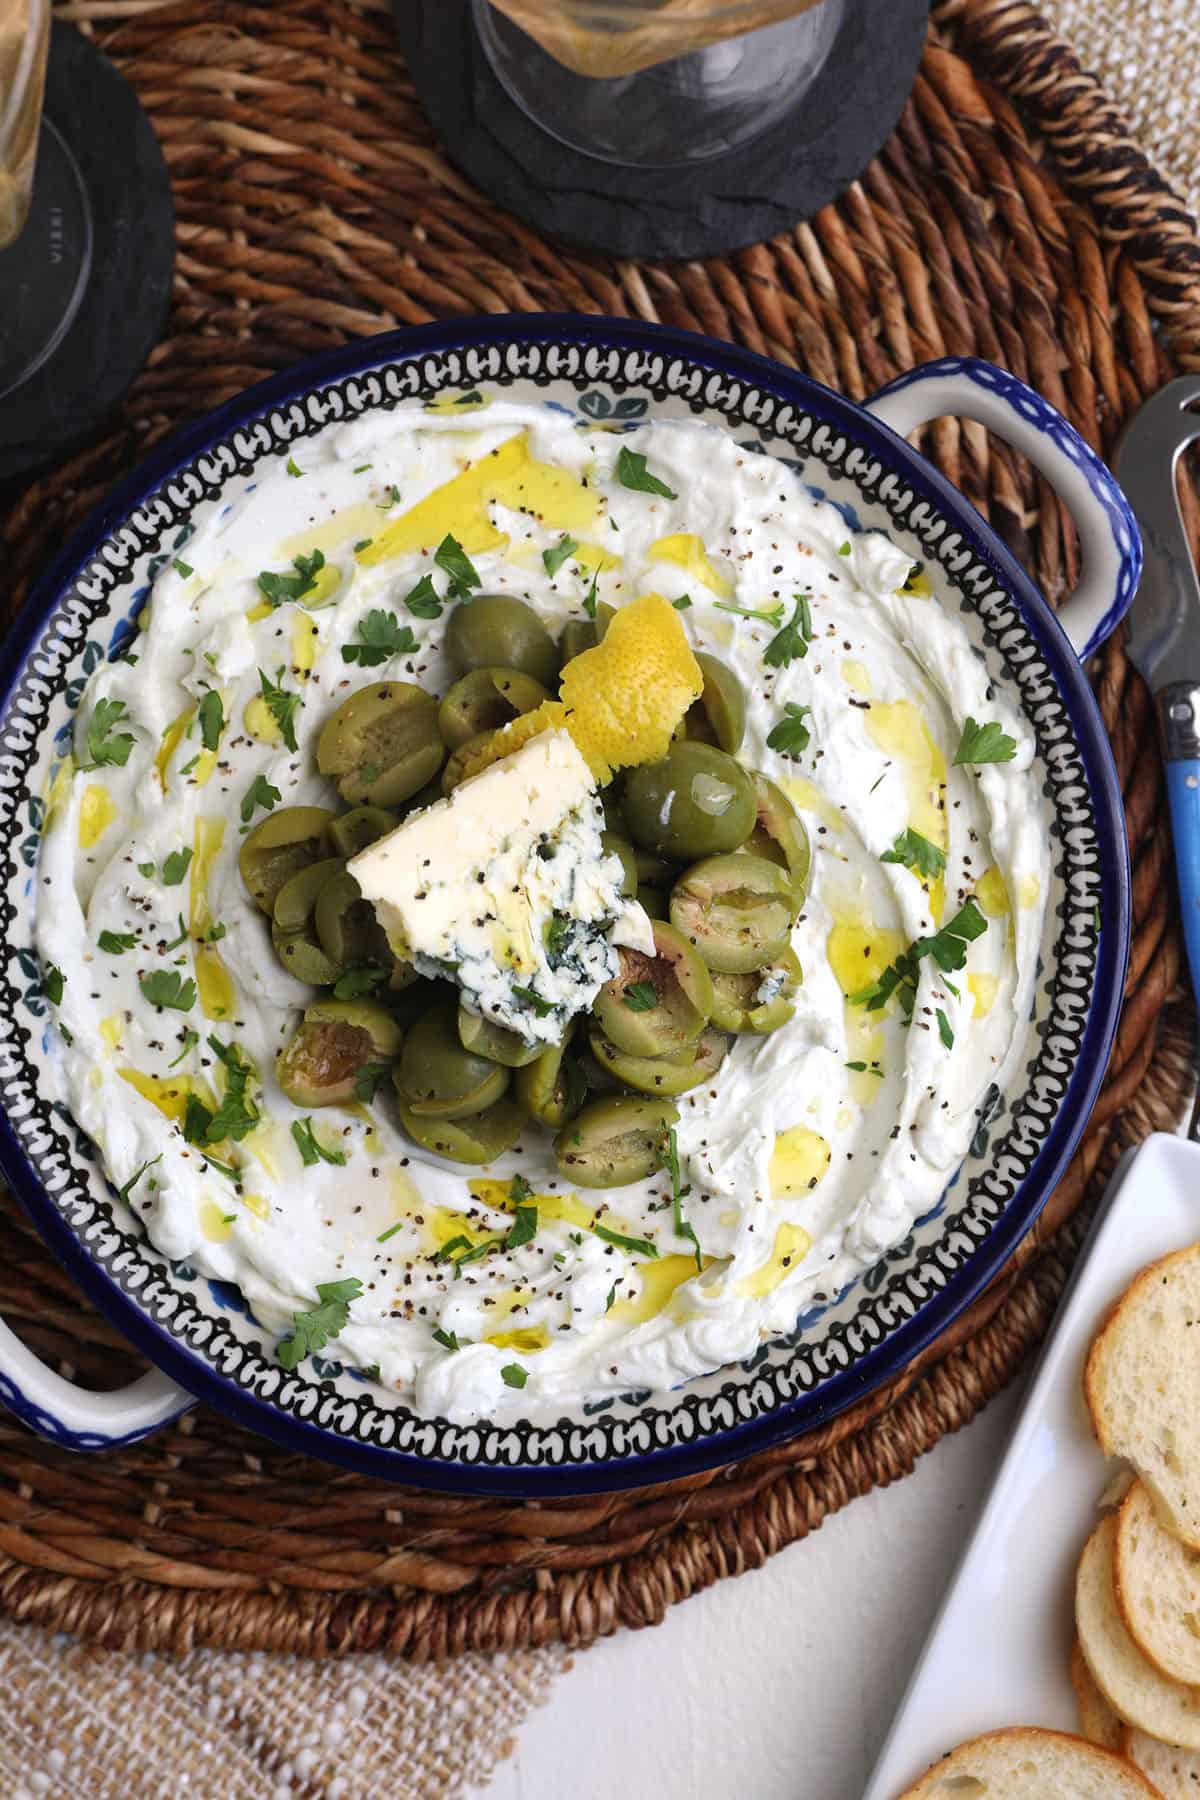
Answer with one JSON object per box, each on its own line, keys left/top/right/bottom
{"left": 349, "top": 730, "right": 651, "bottom": 1044}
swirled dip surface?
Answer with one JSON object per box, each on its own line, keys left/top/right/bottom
{"left": 37, "top": 402, "right": 1049, "bottom": 1420}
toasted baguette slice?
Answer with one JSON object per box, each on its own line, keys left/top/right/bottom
{"left": 1073, "top": 1638, "right": 1124, "bottom": 1750}
{"left": 1122, "top": 1726, "right": 1200, "bottom": 1797}
{"left": 1116, "top": 1478, "right": 1200, "bottom": 1686}
{"left": 1084, "top": 1247, "right": 1200, "bottom": 1550}
{"left": 897, "top": 1726, "right": 1159, "bottom": 1796}
{"left": 1078, "top": 1516, "right": 1200, "bottom": 1748}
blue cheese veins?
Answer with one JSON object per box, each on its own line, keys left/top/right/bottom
{"left": 349, "top": 730, "right": 651, "bottom": 1044}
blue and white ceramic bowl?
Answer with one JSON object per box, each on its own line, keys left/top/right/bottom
{"left": 0, "top": 317, "right": 1138, "bottom": 1495}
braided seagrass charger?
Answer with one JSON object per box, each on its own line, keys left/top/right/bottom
{"left": 1, "top": 0, "right": 1198, "bottom": 1660}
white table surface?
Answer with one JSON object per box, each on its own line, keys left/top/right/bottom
{"left": 477, "top": 1378, "right": 1027, "bottom": 1800}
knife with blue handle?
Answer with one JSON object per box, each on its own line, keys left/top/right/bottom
{"left": 1114, "top": 376, "right": 1200, "bottom": 1013}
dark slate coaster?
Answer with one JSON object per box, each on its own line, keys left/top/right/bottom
{"left": 394, "top": 0, "right": 928, "bottom": 261}
{"left": 0, "top": 22, "right": 174, "bottom": 484}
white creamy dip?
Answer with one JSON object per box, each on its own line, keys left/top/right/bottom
{"left": 37, "top": 401, "right": 1049, "bottom": 1421}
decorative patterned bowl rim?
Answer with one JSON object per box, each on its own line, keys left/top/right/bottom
{"left": 0, "top": 315, "right": 1131, "bottom": 1495}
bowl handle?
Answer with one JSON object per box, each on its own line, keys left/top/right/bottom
{"left": 865, "top": 357, "right": 1142, "bottom": 661}
{"left": 0, "top": 1317, "right": 191, "bottom": 1449}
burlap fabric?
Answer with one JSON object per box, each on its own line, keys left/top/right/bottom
{"left": 2, "top": 1, "right": 1199, "bottom": 1794}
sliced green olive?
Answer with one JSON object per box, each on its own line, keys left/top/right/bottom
{"left": 327, "top": 805, "right": 398, "bottom": 859}
{"left": 444, "top": 593, "right": 560, "bottom": 686}
{"left": 441, "top": 731, "right": 491, "bottom": 797}
{"left": 317, "top": 681, "right": 445, "bottom": 808}
{"left": 457, "top": 1004, "right": 543, "bottom": 1068}
{"left": 437, "top": 667, "right": 550, "bottom": 750}
{"left": 670, "top": 852, "right": 797, "bottom": 973}
{"left": 623, "top": 742, "right": 756, "bottom": 860}
{"left": 314, "top": 868, "right": 393, "bottom": 973}
{"left": 239, "top": 806, "right": 336, "bottom": 916}
{"left": 553, "top": 1095, "right": 679, "bottom": 1189}
{"left": 592, "top": 919, "right": 712, "bottom": 1056}
{"left": 634, "top": 846, "right": 676, "bottom": 886}
{"left": 398, "top": 1095, "right": 525, "bottom": 1165}
{"left": 637, "top": 884, "right": 668, "bottom": 921}
{"left": 588, "top": 1024, "right": 729, "bottom": 1097}
{"left": 602, "top": 831, "right": 638, "bottom": 898}
{"left": 271, "top": 922, "right": 341, "bottom": 987}
{"left": 683, "top": 653, "right": 746, "bottom": 754}
{"left": 746, "top": 771, "right": 811, "bottom": 898}
{"left": 272, "top": 857, "right": 345, "bottom": 931}
{"left": 709, "top": 947, "right": 803, "bottom": 1034}
{"left": 514, "top": 1032, "right": 588, "bottom": 1127}
{"left": 393, "top": 1002, "right": 510, "bottom": 1118}
{"left": 276, "top": 1000, "right": 403, "bottom": 1106}
{"left": 560, "top": 618, "right": 598, "bottom": 662}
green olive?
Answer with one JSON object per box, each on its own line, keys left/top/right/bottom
{"left": 457, "top": 1004, "right": 543, "bottom": 1068}
{"left": 399, "top": 773, "right": 444, "bottom": 817}
{"left": 672, "top": 853, "right": 802, "bottom": 972}
{"left": 441, "top": 731, "right": 491, "bottom": 797}
{"left": 437, "top": 667, "right": 551, "bottom": 750}
{"left": 317, "top": 681, "right": 445, "bottom": 808}
{"left": 444, "top": 594, "right": 560, "bottom": 686}
{"left": 559, "top": 618, "right": 598, "bottom": 662}
{"left": 670, "top": 852, "right": 797, "bottom": 973}
{"left": 327, "top": 806, "right": 398, "bottom": 859}
{"left": 276, "top": 1000, "right": 403, "bottom": 1107}
{"left": 393, "top": 1003, "right": 510, "bottom": 1118}
{"left": 709, "top": 947, "right": 803, "bottom": 1034}
{"left": 314, "top": 869, "right": 393, "bottom": 973}
{"left": 592, "top": 919, "right": 712, "bottom": 1056}
{"left": 634, "top": 846, "right": 676, "bottom": 886}
{"left": 239, "top": 806, "right": 336, "bottom": 916}
{"left": 637, "top": 884, "right": 668, "bottom": 920}
{"left": 683, "top": 653, "right": 746, "bottom": 754}
{"left": 623, "top": 742, "right": 756, "bottom": 860}
{"left": 272, "top": 857, "right": 345, "bottom": 931}
{"left": 746, "top": 771, "right": 811, "bottom": 898}
{"left": 271, "top": 921, "right": 341, "bottom": 987}
{"left": 588, "top": 1024, "right": 729, "bottom": 1097}
{"left": 553, "top": 1095, "right": 679, "bottom": 1189}
{"left": 602, "top": 831, "right": 638, "bottom": 898}
{"left": 514, "top": 1033, "right": 588, "bottom": 1127}
{"left": 398, "top": 1095, "right": 525, "bottom": 1165}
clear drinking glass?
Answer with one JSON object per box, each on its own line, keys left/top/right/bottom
{"left": 475, "top": 0, "right": 844, "bottom": 166}
{"left": 0, "top": 0, "right": 49, "bottom": 248}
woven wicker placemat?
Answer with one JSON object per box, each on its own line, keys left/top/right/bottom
{"left": 0, "top": 0, "right": 1196, "bottom": 1661}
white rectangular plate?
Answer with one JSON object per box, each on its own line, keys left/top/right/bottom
{"left": 865, "top": 1130, "right": 1200, "bottom": 1800}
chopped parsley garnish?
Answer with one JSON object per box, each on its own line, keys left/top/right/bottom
{"left": 173, "top": 557, "right": 194, "bottom": 579}
{"left": 98, "top": 929, "right": 137, "bottom": 954}
{"left": 659, "top": 1126, "right": 701, "bottom": 1273}
{"left": 623, "top": 981, "right": 658, "bottom": 1012}
{"left": 838, "top": 541, "right": 851, "bottom": 556}
{"left": 605, "top": 1283, "right": 618, "bottom": 1313}
{"left": 291, "top": 1116, "right": 347, "bottom": 1167}
{"left": 377, "top": 1221, "right": 405, "bottom": 1244}
{"left": 163, "top": 915, "right": 189, "bottom": 951}
{"left": 162, "top": 846, "right": 193, "bottom": 886}
{"left": 435, "top": 532, "right": 481, "bottom": 599}
{"left": 116, "top": 1154, "right": 161, "bottom": 1205}
{"left": 286, "top": 456, "right": 303, "bottom": 477}
{"left": 240, "top": 773, "right": 282, "bottom": 823}
{"left": 500, "top": 1363, "right": 528, "bottom": 1389}
{"left": 952, "top": 717, "right": 1018, "bottom": 766}
{"left": 849, "top": 897, "right": 988, "bottom": 1019}
{"left": 43, "top": 963, "right": 64, "bottom": 1005}
{"left": 403, "top": 573, "right": 443, "bottom": 619}
{"left": 353, "top": 1061, "right": 391, "bottom": 1103}
{"left": 256, "top": 549, "right": 325, "bottom": 607}
{"left": 937, "top": 1008, "right": 955, "bottom": 1049}
{"left": 379, "top": 484, "right": 400, "bottom": 509}
{"left": 276, "top": 1278, "right": 363, "bottom": 1371}
{"left": 258, "top": 668, "right": 301, "bottom": 753}
{"left": 205, "top": 1036, "right": 260, "bottom": 1140}
{"left": 341, "top": 609, "right": 420, "bottom": 666}
{"left": 353, "top": 538, "right": 373, "bottom": 553}
{"left": 671, "top": 594, "right": 693, "bottom": 610}
{"left": 198, "top": 689, "right": 224, "bottom": 752}
{"left": 83, "top": 698, "right": 136, "bottom": 770}
{"left": 139, "top": 969, "right": 196, "bottom": 1011}
{"left": 137, "top": 861, "right": 157, "bottom": 879}
{"left": 545, "top": 912, "right": 572, "bottom": 958}
{"left": 505, "top": 1202, "right": 538, "bottom": 1251}
{"left": 333, "top": 964, "right": 388, "bottom": 1000}
{"left": 206, "top": 922, "right": 227, "bottom": 942}
{"left": 432, "top": 1326, "right": 460, "bottom": 1351}
{"left": 512, "top": 984, "right": 553, "bottom": 1017}
{"left": 880, "top": 827, "right": 946, "bottom": 882}
{"left": 168, "top": 1030, "right": 199, "bottom": 1068}
{"left": 582, "top": 565, "right": 601, "bottom": 620}
{"left": 180, "top": 755, "right": 200, "bottom": 778}
{"left": 616, "top": 446, "right": 676, "bottom": 499}
{"left": 766, "top": 703, "right": 813, "bottom": 759}
{"left": 845, "top": 1061, "right": 884, "bottom": 1078}
{"left": 713, "top": 599, "right": 786, "bottom": 628}
{"left": 763, "top": 593, "right": 813, "bottom": 668}
{"left": 509, "top": 1173, "right": 533, "bottom": 1204}
{"left": 543, "top": 534, "right": 579, "bottom": 577}
{"left": 592, "top": 1222, "right": 658, "bottom": 1259}
{"left": 183, "top": 1093, "right": 214, "bottom": 1143}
